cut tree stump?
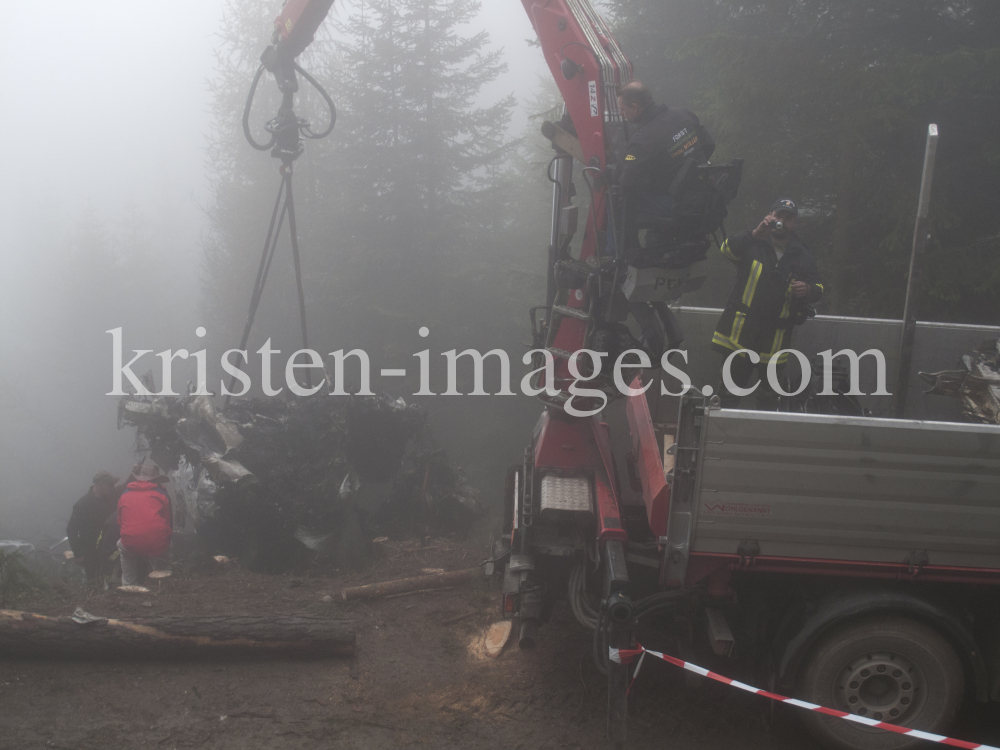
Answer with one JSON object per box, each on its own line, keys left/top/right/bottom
{"left": 341, "top": 568, "right": 480, "bottom": 601}
{"left": 0, "top": 610, "right": 355, "bottom": 658}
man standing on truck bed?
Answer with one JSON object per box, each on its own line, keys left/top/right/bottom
{"left": 615, "top": 81, "right": 715, "bottom": 206}
{"left": 613, "top": 80, "right": 716, "bottom": 358}
{"left": 711, "top": 199, "right": 823, "bottom": 408}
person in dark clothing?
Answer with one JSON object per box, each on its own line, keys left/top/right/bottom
{"left": 66, "top": 471, "right": 122, "bottom": 585}
{"left": 615, "top": 81, "right": 715, "bottom": 201}
{"left": 610, "top": 81, "right": 716, "bottom": 358}
{"left": 711, "top": 199, "right": 824, "bottom": 408}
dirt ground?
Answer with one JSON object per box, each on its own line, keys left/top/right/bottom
{"left": 2, "top": 540, "right": 997, "bottom": 750}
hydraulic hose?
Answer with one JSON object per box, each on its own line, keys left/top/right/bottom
{"left": 632, "top": 589, "right": 689, "bottom": 618}
{"left": 242, "top": 63, "right": 275, "bottom": 151}
{"left": 581, "top": 165, "right": 604, "bottom": 258}
{"left": 294, "top": 62, "right": 337, "bottom": 138}
{"left": 569, "top": 562, "right": 599, "bottom": 630}
{"left": 243, "top": 61, "right": 337, "bottom": 151}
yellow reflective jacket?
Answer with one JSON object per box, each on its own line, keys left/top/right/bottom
{"left": 711, "top": 230, "right": 823, "bottom": 363}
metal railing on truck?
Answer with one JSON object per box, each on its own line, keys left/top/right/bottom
{"left": 628, "top": 391, "right": 1000, "bottom": 589}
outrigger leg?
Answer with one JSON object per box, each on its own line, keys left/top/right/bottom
{"left": 603, "top": 539, "right": 633, "bottom": 745}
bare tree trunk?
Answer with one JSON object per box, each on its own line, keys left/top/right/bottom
{"left": 0, "top": 610, "right": 355, "bottom": 658}
{"left": 341, "top": 568, "right": 479, "bottom": 601}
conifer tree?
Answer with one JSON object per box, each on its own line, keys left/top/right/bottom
{"left": 203, "top": 0, "right": 519, "bottom": 360}
{"left": 607, "top": 0, "right": 1000, "bottom": 322}
{"left": 333, "top": 0, "right": 515, "bottom": 258}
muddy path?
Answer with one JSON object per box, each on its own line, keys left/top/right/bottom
{"left": 2, "top": 541, "right": 996, "bottom": 750}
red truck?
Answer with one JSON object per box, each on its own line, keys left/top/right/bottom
{"left": 256, "top": 2, "right": 1000, "bottom": 746}
{"left": 493, "top": 3, "right": 1000, "bottom": 748}
{"left": 492, "top": 387, "right": 1000, "bottom": 749}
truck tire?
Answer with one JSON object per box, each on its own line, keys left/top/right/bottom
{"left": 798, "top": 615, "right": 964, "bottom": 750}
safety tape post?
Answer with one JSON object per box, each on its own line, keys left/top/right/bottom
{"left": 625, "top": 650, "right": 646, "bottom": 696}
{"left": 610, "top": 645, "right": 998, "bottom": 750}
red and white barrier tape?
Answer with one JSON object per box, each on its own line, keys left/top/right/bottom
{"left": 609, "top": 646, "right": 998, "bottom": 750}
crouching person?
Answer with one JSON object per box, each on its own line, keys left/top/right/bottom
{"left": 117, "top": 462, "right": 173, "bottom": 586}
{"left": 67, "top": 470, "right": 122, "bottom": 587}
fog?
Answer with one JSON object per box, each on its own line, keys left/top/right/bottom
{"left": 5, "top": 0, "right": 996, "bottom": 545}
{"left": 0, "top": 0, "right": 548, "bottom": 540}
{"left": 3, "top": 5, "right": 999, "bottom": 749}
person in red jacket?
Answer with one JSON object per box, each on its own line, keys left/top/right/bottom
{"left": 117, "top": 462, "right": 173, "bottom": 586}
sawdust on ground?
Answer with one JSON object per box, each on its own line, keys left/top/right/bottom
{"left": 2, "top": 539, "right": 996, "bottom": 750}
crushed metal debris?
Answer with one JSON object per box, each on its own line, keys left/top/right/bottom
{"left": 118, "top": 394, "right": 483, "bottom": 571}
{"left": 921, "top": 338, "right": 1000, "bottom": 424}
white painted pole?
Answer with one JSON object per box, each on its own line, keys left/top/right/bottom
{"left": 892, "top": 124, "right": 938, "bottom": 418}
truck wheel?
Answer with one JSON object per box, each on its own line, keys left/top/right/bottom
{"left": 798, "top": 615, "right": 964, "bottom": 750}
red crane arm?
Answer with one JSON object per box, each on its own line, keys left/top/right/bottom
{"left": 272, "top": 0, "right": 336, "bottom": 63}
{"left": 520, "top": 0, "right": 633, "bottom": 170}
{"left": 521, "top": 0, "right": 633, "bottom": 371}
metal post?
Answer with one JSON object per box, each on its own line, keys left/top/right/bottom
{"left": 892, "top": 124, "right": 938, "bottom": 419}
{"left": 603, "top": 540, "right": 632, "bottom": 745}
{"left": 547, "top": 153, "right": 573, "bottom": 306}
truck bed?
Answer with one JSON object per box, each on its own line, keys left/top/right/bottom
{"left": 688, "top": 409, "right": 1000, "bottom": 570}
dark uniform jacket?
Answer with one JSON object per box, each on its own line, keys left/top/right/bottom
{"left": 618, "top": 104, "right": 715, "bottom": 195}
{"left": 67, "top": 489, "right": 119, "bottom": 561}
{"left": 711, "top": 229, "right": 823, "bottom": 364}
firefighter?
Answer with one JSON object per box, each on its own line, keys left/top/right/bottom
{"left": 711, "top": 199, "right": 823, "bottom": 408}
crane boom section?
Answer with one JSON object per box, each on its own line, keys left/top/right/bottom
{"left": 521, "top": 0, "right": 633, "bottom": 170}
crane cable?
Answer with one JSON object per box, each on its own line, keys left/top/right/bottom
{"left": 226, "top": 59, "right": 336, "bottom": 405}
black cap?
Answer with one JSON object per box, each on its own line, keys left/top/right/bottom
{"left": 771, "top": 199, "right": 798, "bottom": 218}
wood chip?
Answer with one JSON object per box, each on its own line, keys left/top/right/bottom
{"left": 484, "top": 621, "right": 512, "bottom": 657}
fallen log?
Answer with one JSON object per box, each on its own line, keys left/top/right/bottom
{"left": 341, "top": 568, "right": 480, "bottom": 601}
{"left": 0, "top": 610, "right": 355, "bottom": 658}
